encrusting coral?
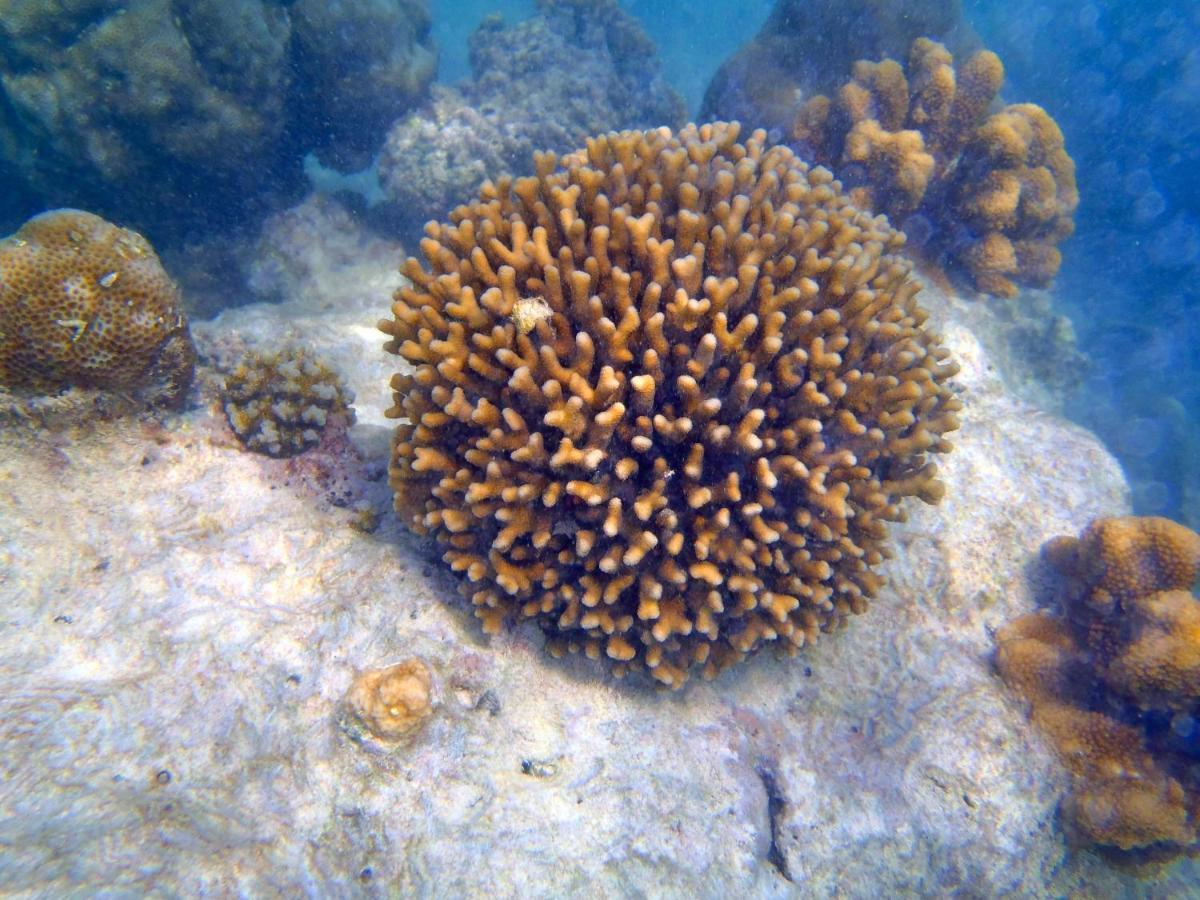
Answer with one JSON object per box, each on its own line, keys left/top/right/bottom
{"left": 792, "top": 38, "right": 1078, "bottom": 297}
{"left": 0, "top": 209, "right": 195, "bottom": 406}
{"left": 381, "top": 122, "right": 961, "bottom": 688}
{"left": 996, "top": 516, "right": 1200, "bottom": 864}
{"left": 343, "top": 659, "right": 434, "bottom": 743}
{"left": 222, "top": 347, "right": 354, "bottom": 458}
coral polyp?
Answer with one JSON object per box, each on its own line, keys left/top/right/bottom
{"left": 0, "top": 209, "right": 195, "bottom": 406}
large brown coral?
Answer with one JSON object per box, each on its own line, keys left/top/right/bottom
{"left": 380, "top": 123, "right": 961, "bottom": 688}
{"left": 793, "top": 38, "right": 1077, "bottom": 298}
{"left": 996, "top": 516, "right": 1200, "bottom": 863}
{"left": 0, "top": 209, "right": 195, "bottom": 406}
{"left": 0, "top": 1, "right": 435, "bottom": 227}
{"left": 343, "top": 659, "right": 434, "bottom": 744}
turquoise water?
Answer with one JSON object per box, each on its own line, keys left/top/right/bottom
{"left": 965, "top": 0, "right": 1200, "bottom": 525}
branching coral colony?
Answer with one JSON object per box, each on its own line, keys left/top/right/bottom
{"left": 381, "top": 122, "right": 961, "bottom": 688}
{"left": 793, "top": 38, "right": 1078, "bottom": 298}
{"left": 997, "top": 517, "right": 1200, "bottom": 865}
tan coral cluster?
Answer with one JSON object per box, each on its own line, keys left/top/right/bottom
{"left": 222, "top": 347, "right": 354, "bottom": 458}
{"left": 0, "top": 209, "right": 195, "bottom": 405}
{"left": 343, "top": 659, "right": 434, "bottom": 744}
{"left": 996, "top": 516, "right": 1200, "bottom": 862}
{"left": 793, "top": 38, "right": 1077, "bottom": 297}
{"left": 381, "top": 122, "right": 961, "bottom": 688}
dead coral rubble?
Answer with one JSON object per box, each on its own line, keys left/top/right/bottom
{"left": 996, "top": 516, "right": 1200, "bottom": 863}
{"left": 793, "top": 38, "right": 1078, "bottom": 298}
{"left": 0, "top": 209, "right": 195, "bottom": 407}
{"left": 381, "top": 122, "right": 961, "bottom": 688}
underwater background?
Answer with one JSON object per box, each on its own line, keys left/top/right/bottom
{"left": 2, "top": 0, "right": 1196, "bottom": 527}
{"left": 3, "top": 0, "right": 1200, "bottom": 893}
{"left": 435, "top": 0, "right": 1200, "bottom": 528}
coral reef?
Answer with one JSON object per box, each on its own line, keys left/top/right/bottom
{"left": 222, "top": 347, "right": 353, "bottom": 458}
{"left": 996, "top": 516, "right": 1200, "bottom": 862}
{"left": 699, "top": 0, "right": 976, "bottom": 136}
{"left": 343, "top": 659, "right": 434, "bottom": 743}
{"left": 375, "top": 0, "right": 685, "bottom": 236}
{"left": 0, "top": 0, "right": 434, "bottom": 231}
{"left": 791, "top": 39, "right": 1078, "bottom": 297}
{"left": 0, "top": 209, "right": 195, "bottom": 406}
{"left": 375, "top": 86, "right": 512, "bottom": 232}
{"left": 381, "top": 122, "right": 961, "bottom": 688}
{"left": 0, "top": 218, "right": 1164, "bottom": 894}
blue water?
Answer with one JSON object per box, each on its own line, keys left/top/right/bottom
{"left": 964, "top": 0, "right": 1200, "bottom": 524}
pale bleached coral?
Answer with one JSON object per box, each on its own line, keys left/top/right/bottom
{"left": 374, "top": 0, "right": 684, "bottom": 235}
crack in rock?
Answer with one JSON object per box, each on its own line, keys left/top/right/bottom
{"left": 756, "top": 763, "right": 793, "bottom": 883}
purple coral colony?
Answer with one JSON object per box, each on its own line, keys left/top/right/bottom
{"left": 1, "top": 0, "right": 1199, "bottom": 892}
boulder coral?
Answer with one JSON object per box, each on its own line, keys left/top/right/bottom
{"left": 381, "top": 122, "right": 961, "bottom": 688}
{"left": 792, "top": 39, "right": 1078, "bottom": 297}
{"left": 0, "top": 209, "right": 195, "bottom": 406}
{"left": 996, "top": 516, "right": 1200, "bottom": 863}
{"left": 0, "top": 0, "right": 435, "bottom": 230}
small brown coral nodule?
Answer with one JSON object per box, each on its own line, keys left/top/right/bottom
{"left": 793, "top": 39, "right": 1077, "bottom": 298}
{"left": 996, "top": 516, "right": 1200, "bottom": 863}
{"left": 0, "top": 209, "right": 195, "bottom": 405}
{"left": 381, "top": 123, "right": 961, "bottom": 688}
{"left": 344, "top": 659, "right": 434, "bottom": 743}
{"left": 222, "top": 347, "right": 354, "bottom": 458}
